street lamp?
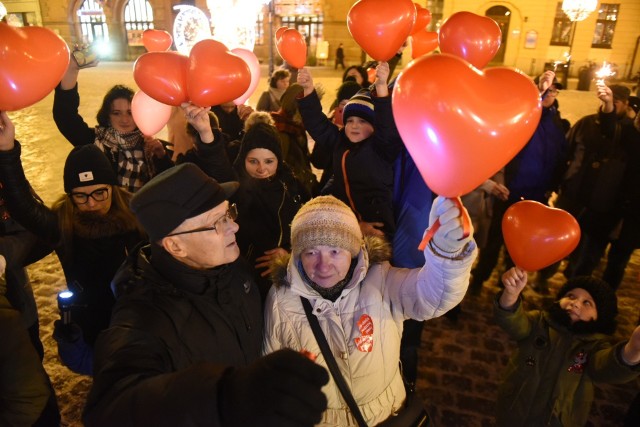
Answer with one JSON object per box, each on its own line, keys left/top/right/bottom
{"left": 561, "top": 0, "right": 598, "bottom": 87}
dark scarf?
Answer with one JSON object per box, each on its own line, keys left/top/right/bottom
{"left": 298, "top": 258, "right": 357, "bottom": 302}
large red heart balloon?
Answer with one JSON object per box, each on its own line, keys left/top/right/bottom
{"left": 275, "top": 29, "right": 307, "bottom": 69}
{"left": 439, "top": 11, "right": 502, "bottom": 69}
{"left": 410, "top": 5, "right": 432, "bottom": 35}
{"left": 0, "top": 23, "right": 70, "bottom": 111}
{"left": 133, "top": 51, "right": 189, "bottom": 106}
{"left": 188, "top": 39, "right": 251, "bottom": 107}
{"left": 142, "top": 29, "right": 173, "bottom": 52}
{"left": 410, "top": 30, "right": 438, "bottom": 59}
{"left": 502, "top": 201, "right": 581, "bottom": 271}
{"left": 347, "top": 0, "right": 416, "bottom": 61}
{"left": 392, "top": 54, "right": 541, "bottom": 197}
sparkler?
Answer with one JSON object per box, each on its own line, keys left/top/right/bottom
{"left": 552, "top": 61, "right": 563, "bottom": 72}
{"left": 595, "top": 61, "right": 616, "bottom": 85}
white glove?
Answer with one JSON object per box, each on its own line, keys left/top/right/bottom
{"left": 428, "top": 196, "right": 474, "bottom": 254}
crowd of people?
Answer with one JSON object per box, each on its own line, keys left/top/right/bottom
{"left": 0, "top": 48, "right": 639, "bottom": 427}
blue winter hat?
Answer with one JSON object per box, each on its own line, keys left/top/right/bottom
{"left": 342, "top": 91, "right": 374, "bottom": 124}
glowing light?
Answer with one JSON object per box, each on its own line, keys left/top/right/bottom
{"left": 595, "top": 61, "right": 615, "bottom": 85}
{"left": 0, "top": 2, "right": 7, "bottom": 21}
{"left": 172, "top": 5, "right": 212, "bottom": 55}
{"left": 207, "top": 0, "right": 270, "bottom": 51}
{"left": 562, "top": 0, "right": 597, "bottom": 22}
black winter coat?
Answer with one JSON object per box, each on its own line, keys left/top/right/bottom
{"left": 0, "top": 141, "right": 145, "bottom": 346}
{"left": 83, "top": 244, "right": 263, "bottom": 426}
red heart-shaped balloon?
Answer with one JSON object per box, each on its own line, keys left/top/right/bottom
{"left": 133, "top": 51, "right": 189, "bottom": 106}
{"left": 275, "top": 27, "right": 288, "bottom": 42}
{"left": 142, "top": 29, "right": 173, "bottom": 52}
{"left": 0, "top": 23, "right": 70, "bottom": 111}
{"left": 188, "top": 39, "right": 251, "bottom": 107}
{"left": 275, "top": 29, "right": 307, "bottom": 69}
{"left": 410, "top": 5, "right": 432, "bottom": 35}
{"left": 347, "top": 0, "right": 416, "bottom": 61}
{"left": 502, "top": 201, "right": 581, "bottom": 271}
{"left": 410, "top": 30, "right": 438, "bottom": 59}
{"left": 392, "top": 54, "right": 541, "bottom": 197}
{"left": 439, "top": 11, "right": 502, "bottom": 69}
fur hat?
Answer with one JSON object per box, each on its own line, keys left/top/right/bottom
{"left": 336, "top": 81, "right": 363, "bottom": 103}
{"left": 291, "top": 195, "right": 363, "bottom": 257}
{"left": 130, "top": 163, "right": 238, "bottom": 242}
{"left": 63, "top": 145, "right": 118, "bottom": 193}
{"left": 342, "top": 91, "right": 375, "bottom": 124}
{"left": 556, "top": 276, "right": 618, "bottom": 334}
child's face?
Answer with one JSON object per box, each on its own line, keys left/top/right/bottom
{"left": 558, "top": 288, "right": 598, "bottom": 323}
{"left": 345, "top": 117, "right": 374, "bottom": 143}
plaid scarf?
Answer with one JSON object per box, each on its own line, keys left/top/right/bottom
{"left": 94, "top": 127, "right": 152, "bottom": 193}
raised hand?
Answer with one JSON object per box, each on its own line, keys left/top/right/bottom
{"left": 181, "top": 102, "right": 214, "bottom": 143}
{"left": 622, "top": 325, "right": 640, "bottom": 366}
{"left": 499, "top": 267, "right": 527, "bottom": 310}
{"left": 297, "top": 68, "right": 315, "bottom": 96}
{"left": 429, "top": 196, "right": 473, "bottom": 254}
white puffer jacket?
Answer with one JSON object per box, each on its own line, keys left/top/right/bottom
{"left": 263, "top": 236, "right": 476, "bottom": 426}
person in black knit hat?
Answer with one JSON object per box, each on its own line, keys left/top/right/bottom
{"left": 495, "top": 267, "right": 640, "bottom": 427}
{"left": 0, "top": 111, "right": 145, "bottom": 376}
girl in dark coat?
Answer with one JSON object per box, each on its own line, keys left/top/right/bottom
{"left": 232, "top": 121, "right": 309, "bottom": 300}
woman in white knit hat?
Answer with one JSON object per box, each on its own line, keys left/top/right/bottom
{"left": 264, "top": 195, "right": 477, "bottom": 426}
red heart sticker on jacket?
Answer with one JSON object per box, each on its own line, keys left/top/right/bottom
{"left": 354, "top": 314, "right": 374, "bottom": 352}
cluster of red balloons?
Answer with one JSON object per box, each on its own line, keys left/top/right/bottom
{"left": 389, "top": 9, "right": 578, "bottom": 270}
{"left": 275, "top": 27, "right": 307, "bottom": 69}
{"left": 410, "top": 3, "right": 438, "bottom": 59}
{"left": 0, "top": 23, "right": 70, "bottom": 111}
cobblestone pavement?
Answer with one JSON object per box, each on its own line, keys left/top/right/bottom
{"left": 9, "top": 62, "right": 638, "bottom": 425}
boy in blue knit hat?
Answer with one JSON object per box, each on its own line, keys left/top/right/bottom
{"left": 296, "top": 62, "right": 403, "bottom": 239}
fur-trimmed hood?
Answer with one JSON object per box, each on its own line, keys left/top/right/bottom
{"left": 270, "top": 234, "right": 392, "bottom": 289}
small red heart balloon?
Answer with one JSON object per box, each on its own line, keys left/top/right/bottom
{"left": 410, "top": 30, "right": 438, "bottom": 59}
{"left": 131, "top": 90, "right": 172, "bottom": 136}
{"left": 133, "top": 51, "right": 189, "bottom": 106}
{"left": 0, "top": 23, "right": 70, "bottom": 111}
{"left": 439, "top": 11, "right": 502, "bottom": 69}
{"left": 275, "top": 29, "right": 307, "bottom": 69}
{"left": 502, "top": 201, "right": 581, "bottom": 271}
{"left": 188, "top": 39, "right": 251, "bottom": 107}
{"left": 275, "top": 26, "right": 288, "bottom": 42}
{"left": 142, "top": 29, "right": 173, "bottom": 52}
{"left": 347, "top": 0, "right": 416, "bottom": 61}
{"left": 410, "top": 6, "right": 432, "bottom": 35}
{"left": 392, "top": 53, "right": 541, "bottom": 197}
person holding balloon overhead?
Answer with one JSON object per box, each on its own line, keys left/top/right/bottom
{"left": 263, "top": 195, "right": 476, "bottom": 426}
{"left": 495, "top": 268, "right": 640, "bottom": 427}
{"left": 469, "top": 70, "right": 569, "bottom": 295}
{"left": 297, "top": 61, "right": 403, "bottom": 240}
{"left": 0, "top": 110, "right": 146, "bottom": 375}
{"left": 53, "top": 56, "right": 173, "bottom": 193}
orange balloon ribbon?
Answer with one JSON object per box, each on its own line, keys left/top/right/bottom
{"left": 418, "top": 197, "right": 471, "bottom": 251}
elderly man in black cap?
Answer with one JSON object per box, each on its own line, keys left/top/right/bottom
{"left": 83, "top": 163, "right": 328, "bottom": 427}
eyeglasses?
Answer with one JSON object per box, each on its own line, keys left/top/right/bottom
{"left": 70, "top": 187, "right": 110, "bottom": 204}
{"left": 166, "top": 203, "right": 238, "bottom": 237}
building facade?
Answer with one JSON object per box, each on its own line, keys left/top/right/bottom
{"left": 3, "top": 0, "right": 639, "bottom": 81}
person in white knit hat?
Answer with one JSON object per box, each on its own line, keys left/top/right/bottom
{"left": 264, "top": 195, "right": 477, "bottom": 426}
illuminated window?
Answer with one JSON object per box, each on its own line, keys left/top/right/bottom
{"left": 592, "top": 4, "right": 618, "bottom": 48}
{"left": 550, "top": 2, "right": 573, "bottom": 46}
{"left": 77, "top": 0, "right": 108, "bottom": 43}
{"left": 124, "top": 0, "right": 154, "bottom": 46}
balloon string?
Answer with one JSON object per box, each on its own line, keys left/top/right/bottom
{"left": 418, "top": 197, "right": 471, "bottom": 251}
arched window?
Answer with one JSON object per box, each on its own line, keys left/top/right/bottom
{"left": 77, "top": 0, "right": 108, "bottom": 43}
{"left": 124, "top": 0, "right": 154, "bottom": 46}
